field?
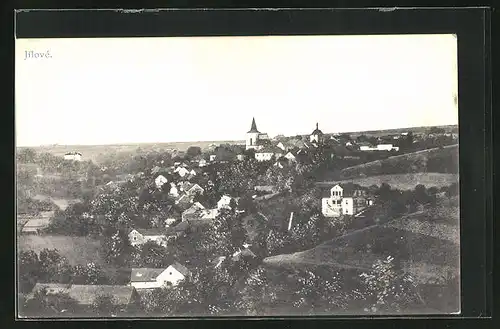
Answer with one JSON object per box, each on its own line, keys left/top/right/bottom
{"left": 17, "top": 235, "right": 105, "bottom": 266}
{"left": 317, "top": 173, "right": 459, "bottom": 190}
{"left": 337, "top": 144, "right": 458, "bottom": 179}
{"left": 18, "top": 140, "right": 244, "bottom": 164}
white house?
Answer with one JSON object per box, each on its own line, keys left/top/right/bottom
{"left": 376, "top": 144, "right": 399, "bottom": 151}
{"left": 128, "top": 228, "right": 169, "bottom": 248}
{"left": 63, "top": 152, "right": 82, "bottom": 161}
{"left": 209, "top": 154, "right": 217, "bottom": 161}
{"left": 236, "top": 154, "right": 246, "bottom": 161}
{"left": 182, "top": 202, "right": 206, "bottom": 221}
{"left": 217, "top": 195, "right": 234, "bottom": 210}
{"left": 284, "top": 151, "right": 297, "bottom": 162}
{"left": 321, "top": 184, "right": 354, "bottom": 217}
{"left": 130, "top": 262, "right": 191, "bottom": 289}
{"left": 178, "top": 182, "right": 204, "bottom": 196}
{"left": 174, "top": 167, "right": 190, "bottom": 178}
{"left": 199, "top": 159, "right": 208, "bottom": 167}
{"left": 154, "top": 175, "right": 168, "bottom": 189}
{"left": 169, "top": 183, "right": 179, "bottom": 197}
{"left": 255, "top": 146, "right": 283, "bottom": 162}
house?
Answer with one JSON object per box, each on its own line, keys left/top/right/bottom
{"left": 169, "top": 183, "right": 179, "bottom": 197}
{"left": 178, "top": 182, "right": 204, "bottom": 196}
{"left": 284, "top": 151, "right": 297, "bottom": 162}
{"left": 27, "top": 283, "right": 141, "bottom": 315}
{"left": 255, "top": 146, "right": 283, "bottom": 162}
{"left": 181, "top": 202, "right": 206, "bottom": 221}
{"left": 199, "top": 159, "right": 208, "bottom": 167}
{"left": 130, "top": 262, "right": 191, "bottom": 289}
{"left": 217, "top": 195, "right": 234, "bottom": 210}
{"left": 174, "top": 167, "right": 190, "bottom": 178}
{"left": 189, "top": 169, "right": 197, "bottom": 176}
{"left": 236, "top": 154, "right": 246, "bottom": 161}
{"left": 164, "top": 217, "right": 178, "bottom": 227}
{"left": 21, "top": 217, "right": 51, "bottom": 234}
{"left": 209, "top": 155, "right": 217, "bottom": 161}
{"left": 154, "top": 175, "right": 168, "bottom": 189}
{"left": 175, "top": 194, "right": 194, "bottom": 211}
{"left": 232, "top": 247, "right": 257, "bottom": 262}
{"left": 63, "top": 152, "right": 82, "bottom": 161}
{"left": 128, "top": 228, "right": 170, "bottom": 247}
{"left": 309, "top": 123, "right": 324, "bottom": 144}
{"left": 321, "top": 184, "right": 372, "bottom": 217}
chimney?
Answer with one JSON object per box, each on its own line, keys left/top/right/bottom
{"left": 288, "top": 212, "right": 294, "bottom": 231}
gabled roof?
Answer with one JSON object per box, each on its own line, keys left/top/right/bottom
{"left": 170, "top": 261, "right": 191, "bottom": 277}
{"left": 247, "top": 117, "right": 260, "bottom": 133}
{"left": 30, "top": 283, "right": 136, "bottom": 306}
{"left": 256, "top": 145, "right": 283, "bottom": 153}
{"left": 130, "top": 268, "right": 166, "bottom": 282}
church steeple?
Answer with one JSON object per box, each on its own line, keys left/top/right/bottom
{"left": 247, "top": 117, "right": 260, "bottom": 133}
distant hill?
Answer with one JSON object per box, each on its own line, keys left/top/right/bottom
{"left": 337, "top": 144, "right": 458, "bottom": 180}
{"left": 17, "top": 140, "right": 245, "bottom": 164}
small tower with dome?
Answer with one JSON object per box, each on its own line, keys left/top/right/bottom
{"left": 310, "top": 122, "right": 324, "bottom": 144}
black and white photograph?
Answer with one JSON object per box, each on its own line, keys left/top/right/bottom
{"left": 15, "top": 33, "right": 460, "bottom": 318}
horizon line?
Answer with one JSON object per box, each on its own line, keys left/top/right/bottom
{"left": 16, "top": 123, "right": 458, "bottom": 148}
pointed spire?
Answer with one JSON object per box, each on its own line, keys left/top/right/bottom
{"left": 247, "top": 117, "right": 260, "bottom": 133}
{"left": 316, "top": 122, "right": 319, "bottom": 130}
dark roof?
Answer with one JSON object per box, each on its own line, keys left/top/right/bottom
{"left": 170, "top": 261, "right": 191, "bottom": 276}
{"left": 247, "top": 117, "right": 260, "bottom": 133}
{"left": 311, "top": 123, "right": 324, "bottom": 135}
{"left": 130, "top": 268, "right": 165, "bottom": 282}
{"left": 30, "top": 283, "right": 136, "bottom": 306}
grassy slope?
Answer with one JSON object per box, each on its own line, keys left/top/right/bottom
{"left": 317, "top": 173, "right": 458, "bottom": 190}
{"left": 338, "top": 144, "right": 458, "bottom": 179}
{"left": 263, "top": 197, "right": 460, "bottom": 285}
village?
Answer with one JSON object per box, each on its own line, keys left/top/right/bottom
{"left": 16, "top": 118, "right": 459, "bottom": 317}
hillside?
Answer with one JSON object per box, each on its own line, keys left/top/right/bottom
{"left": 336, "top": 144, "right": 458, "bottom": 180}
{"left": 263, "top": 197, "right": 460, "bottom": 286}
{"left": 317, "top": 173, "right": 458, "bottom": 190}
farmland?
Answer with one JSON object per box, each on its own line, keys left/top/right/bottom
{"left": 17, "top": 235, "right": 105, "bottom": 267}
{"left": 17, "top": 140, "right": 244, "bottom": 164}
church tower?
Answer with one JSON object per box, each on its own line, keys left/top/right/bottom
{"left": 310, "top": 122, "right": 324, "bottom": 144}
{"left": 246, "top": 117, "right": 260, "bottom": 150}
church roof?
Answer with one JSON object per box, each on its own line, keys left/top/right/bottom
{"left": 311, "top": 123, "right": 324, "bottom": 135}
{"left": 247, "top": 117, "right": 260, "bottom": 133}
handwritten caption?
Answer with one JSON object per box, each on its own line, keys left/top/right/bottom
{"left": 24, "top": 50, "right": 52, "bottom": 60}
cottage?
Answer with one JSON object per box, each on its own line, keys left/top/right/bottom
{"left": 175, "top": 167, "right": 190, "bottom": 178}
{"left": 130, "top": 262, "right": 191, "bottom": 289}
{"left": 21, "top": 211, "right": 54, "bottom": 234}
{"left": 63, "top": 152, "right": 82, "bottom": 161}
{"left": 154, "top": 175, "right": 168, "bottom": 189}
{"left": 181, "top": 202, "right": 206, "bottom": 221}
{"left": 284, "top": 151, "right": 297, "bottom": 162}
{"left": 178, "top": 182, "right": 204, "bottom": 196}
{"left": 217, "top": 195, "right": 235, "bottom": 210}
{"left": 169, "top": 183, "right": 179, "bottom": 197}
{"left": 128, "top": 228, "right": 169, "bottom": 247}
{"left": 28, "top": 283, "right": 141, "bottom": 315}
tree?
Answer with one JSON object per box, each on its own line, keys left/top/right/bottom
{"left": 134, "top": 241, "right": 172, "bottom": 268}
{"left": 17, "top": 148, "right": 37, "bottom": 163}
{"left": 23, "top": 288, "right": 79, "bottom": 316}
{"left": 92, "top": 294, "right": 120, "bottom": 316}
{"left": 359, "top": 256, "right": 421, "bottom": 313}
{"left": 18, "top": 250, "right": 41, "bottom": 293}
{"left": 38, "top": 249, "right": 73, "bottom": 284}
{"left": 101, "top": 229, "right": 133, "bottom": 267}
{"left": 186, "top": 146, "right": 202, "bottom": 159}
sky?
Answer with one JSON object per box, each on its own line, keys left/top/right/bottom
{"left": 15, "top": 34, "right": 458, "bottom": 146}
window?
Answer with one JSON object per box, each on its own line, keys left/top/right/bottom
{"left": 133, "top": 237, "right": 137, "bottom": 241}
{"left": 169, "top": 272, "right": 172, "bottom": 275}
